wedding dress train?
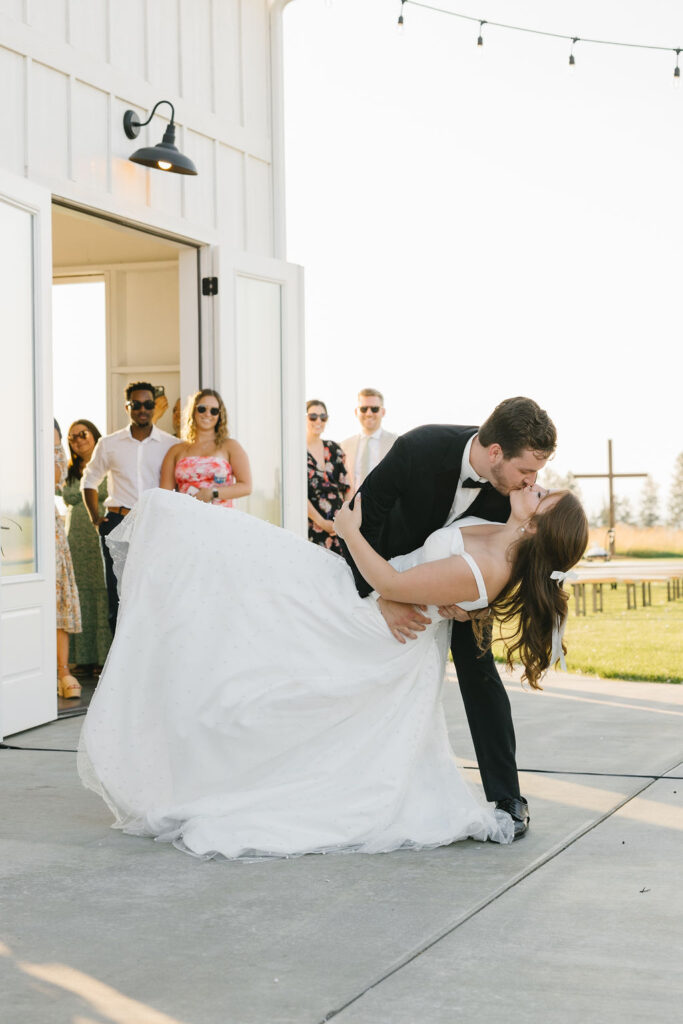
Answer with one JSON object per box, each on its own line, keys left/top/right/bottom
{"left": 78, "top": 488, "right": 513, "bottom": 858}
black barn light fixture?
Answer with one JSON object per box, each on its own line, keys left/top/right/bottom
{"left": 123, "top": 100, "right": 198, "bottom": 175}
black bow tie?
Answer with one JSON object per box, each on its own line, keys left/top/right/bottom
{"left": 461, "top": 477, "right": 486, "bottom": 489}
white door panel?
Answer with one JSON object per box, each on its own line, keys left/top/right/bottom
{"left": 0, "top": 173, "right": 56, "bottom": 738}
{"left": 206, "top": 248, "right": 305, "bottom": 534}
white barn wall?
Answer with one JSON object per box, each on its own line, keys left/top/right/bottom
{"left": 0, "top": 0, "right": 279, "bottom": 251}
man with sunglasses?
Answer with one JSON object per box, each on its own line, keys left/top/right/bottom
{"left": 82, "top": 382, "right": 177, "bottom": 632}
{"left": 341, "top": 388, "right": 398, "bottom": 494}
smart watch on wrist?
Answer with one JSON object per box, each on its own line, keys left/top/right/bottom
{"left": 212, "top": 488, "right": 219, "bottom": 500}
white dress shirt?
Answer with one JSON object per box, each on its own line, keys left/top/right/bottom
{"left": 445, "top": 434, "right": 488, "bottom": 525}
{"left": 354, "top": 427, "right": 385, "bottom": 482}
{"left": 81, "top": 425, "right": 178, "bottom": 508}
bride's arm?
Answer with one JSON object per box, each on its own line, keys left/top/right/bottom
{"left": 335, "top": 500, "right": 484, "bottom": 608}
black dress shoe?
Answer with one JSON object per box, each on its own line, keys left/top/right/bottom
{"left": 495, "top": 797, "right": 530, "bottom": 840}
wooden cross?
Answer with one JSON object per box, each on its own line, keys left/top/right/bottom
{"left": 573, "top": 440, "right": 647, "bottom": 556}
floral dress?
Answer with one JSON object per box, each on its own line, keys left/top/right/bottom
{"left": 63, "top": 476, "right": 112, "bottom": 665}
{"left": 175, "top": 455, "right": 234, "bottom": 508}
{"left": 307, "top": 440, "right": 349, "bottom": 556}
{"left": 55, "top": 445, "right": 82, "bottom": 634}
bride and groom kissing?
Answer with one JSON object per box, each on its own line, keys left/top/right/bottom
{"left": 79, "top": 396, "right": 588, "bottom": 859}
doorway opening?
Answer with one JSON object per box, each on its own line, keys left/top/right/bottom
{"left": 51, "top": 204, "right": 199, "bottom": 717}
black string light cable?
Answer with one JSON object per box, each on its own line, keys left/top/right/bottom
{"left": 1, "top": 741, "right": 681, "bottom": 779}
{"left": 397, "top": 1, "right": 683, "bottom": 80}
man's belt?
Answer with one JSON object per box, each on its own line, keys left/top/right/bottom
{"left": 107, "top": 506, "right": 131, "bottom": 516}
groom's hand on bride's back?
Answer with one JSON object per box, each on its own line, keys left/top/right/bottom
{"left": 377, "top": 597, "right": 431, "bottom": 644}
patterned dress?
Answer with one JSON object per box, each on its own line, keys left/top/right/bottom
{"left": 307, "top": 440, "right": 349, "bottom": 556}
{"left": 55, "top": 445, "right": 82, "bottom": 634}
{"left": 63, "top": 476, "right": 112, "bottom": 665}
{"left": 174, "top": 454, "right": 235, "bottom": 507}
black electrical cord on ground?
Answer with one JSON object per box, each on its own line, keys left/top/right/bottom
{"left": 1, "top": 741, "right": 681, "bottom": 779}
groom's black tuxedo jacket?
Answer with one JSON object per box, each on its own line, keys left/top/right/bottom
{"left": 344, "top": 424, "right": 511, "bottom": 598}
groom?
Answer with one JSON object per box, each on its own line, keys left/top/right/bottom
{"left": 341, "top": 396, "right": 557, "bottom": 839}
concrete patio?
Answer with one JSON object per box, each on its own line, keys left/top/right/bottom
{"left": 1, "top": 666, "right": 682, "bottom": 1024}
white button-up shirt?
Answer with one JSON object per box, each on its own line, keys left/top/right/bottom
{"left": 81, "top": 425, "right": 178, "bottom": 508}
{"left": 354, "top": 427, "right": 385, "bottom": 481}
{"left": 445, "top": 434, "right": 488, "bottom": 525}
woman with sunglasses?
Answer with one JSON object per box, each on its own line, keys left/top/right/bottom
{"left": 62, "top": 420, "right": 112, "bottom": 676}
{"left": 306, "top": 399, "right": 350, "bottom": 555}
{"left": 160, "top": 389, "right": 252, "bottom": 508}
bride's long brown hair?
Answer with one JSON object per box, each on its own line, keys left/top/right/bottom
{"left": 473, "top": 491, "right": 589, "bottom": 690}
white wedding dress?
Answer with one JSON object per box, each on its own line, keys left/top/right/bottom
{"left": 78, "top": 488, "right": 513, "bottom": 858}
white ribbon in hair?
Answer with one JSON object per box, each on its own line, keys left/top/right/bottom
{"left": 550, "top": 569, "right": 578, "bottom": 585}
{"left": 549, "top": 570, "right": 578, "bottom": 671}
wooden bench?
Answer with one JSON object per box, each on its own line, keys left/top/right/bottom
{"left": 571, "top": 574, "right": 683, "bottom": 615}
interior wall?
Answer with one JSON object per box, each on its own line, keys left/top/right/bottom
{"left": 52, "top": 205, "right": 196, "bottom": 436}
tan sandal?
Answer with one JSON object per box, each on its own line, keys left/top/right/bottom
{"left": 57, "top": 666, "right": 82, "bottom": 699}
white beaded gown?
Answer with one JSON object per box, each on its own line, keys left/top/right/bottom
{"left": 78, "top": 488, "right": 514, "bottom": 858}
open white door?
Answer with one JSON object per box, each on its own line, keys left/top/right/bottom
{"left": 201, "top": 248, "right": 306, "bottom": 535}
{"left": 0, "top": 174, "right": 56, "bottom": 738}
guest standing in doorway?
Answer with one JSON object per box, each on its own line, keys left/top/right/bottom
{"left": 54, "top": 420, "right": 82, "bottom": 699}
{"left": 160, "top": 389, "right": 252, "bottom": 507}
{"left": 63, "top": 419, "right": 112, "bottom": 674}
{"left": 81, "top": 383, "right": 177, "bottom": 633}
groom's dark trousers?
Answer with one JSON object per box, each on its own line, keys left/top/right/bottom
{"left": 340, "top": 423, "right": 521, "bottom": 803}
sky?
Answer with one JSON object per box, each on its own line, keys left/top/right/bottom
{"left": 282, "top": 0, "right": 683, "bottom": 520}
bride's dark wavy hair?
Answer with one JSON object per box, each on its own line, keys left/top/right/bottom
{"left": 473, "top": 491, "right": 589, "bottom": 690}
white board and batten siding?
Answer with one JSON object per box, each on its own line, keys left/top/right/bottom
{"left": 0, "top": 0, "right": 305, "bottom": 737}
{"left": 0, "top": 0, "right": 282, "bottom": 252}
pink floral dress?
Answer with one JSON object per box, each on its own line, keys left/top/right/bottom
{"left": 175, "top": 455, "right": 234, "bottom": 508}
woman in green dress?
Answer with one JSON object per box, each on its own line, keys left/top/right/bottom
{"left": 64, "top": 420, "right": 112, "bottom": 672}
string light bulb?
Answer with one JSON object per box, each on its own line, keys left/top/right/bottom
{"left": 477, "top": 20, "right": 486, "bottom": 49}
{"left": 674, "top": 49, "right": 681, "bottom": 88}
{"left": 569, "top": 38, "right": 578, "bottom": 68}
{"left": 397, "top": 0, "right": 405, "bottom": 33}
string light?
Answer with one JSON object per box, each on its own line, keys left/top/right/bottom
{"left": 400, "top": 2, "right": 683, "bottom": 84}
{"left": 397, "top": 0, "right": 405, "bottom": 33}
{"left": 569, "top": 37, "right": 578, "bottom": 68}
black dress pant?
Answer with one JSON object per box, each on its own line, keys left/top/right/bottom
{"left": 98, "top": 512, "right": 125, "bottom": 635}
{"left": 450, "top": 618, "right": 520, "bottom": 803}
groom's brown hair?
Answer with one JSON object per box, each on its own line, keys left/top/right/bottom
{"left": 478, "top": 397, "right": 556, "bottom": 460}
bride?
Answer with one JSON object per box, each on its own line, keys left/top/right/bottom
{"left": 78, "top": 483, "right": 587, "bottom": 860}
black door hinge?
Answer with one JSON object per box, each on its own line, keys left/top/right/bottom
{"left": 202, "top": 277, "right": 218, "bottom": 296}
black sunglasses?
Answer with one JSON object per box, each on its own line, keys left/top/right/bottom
{"left": 127, "top": 399, "right": 155, "bottom": 411}
{"left": 359, "top": 406, "right": 381, "bottom": 414}
{"left": 197, "top": 405, "right": 220, "bottom": 416}
{"left": 308, "top": 413, "right": 328, "bottom": 422}
{"left": 67, "top": 429, "right": 90, "bottom": 443}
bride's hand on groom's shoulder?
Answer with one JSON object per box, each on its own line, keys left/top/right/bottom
{"left": 334, "top": 496, "right": 362, "bottom": 540}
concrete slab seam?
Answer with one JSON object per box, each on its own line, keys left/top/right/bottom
{"left": 316, "top": 759, "right": 681, "bottom": 1023}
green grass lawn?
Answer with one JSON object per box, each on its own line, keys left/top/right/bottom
{"left": 493, "top": 581, "right": 683, "bottom": 684}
